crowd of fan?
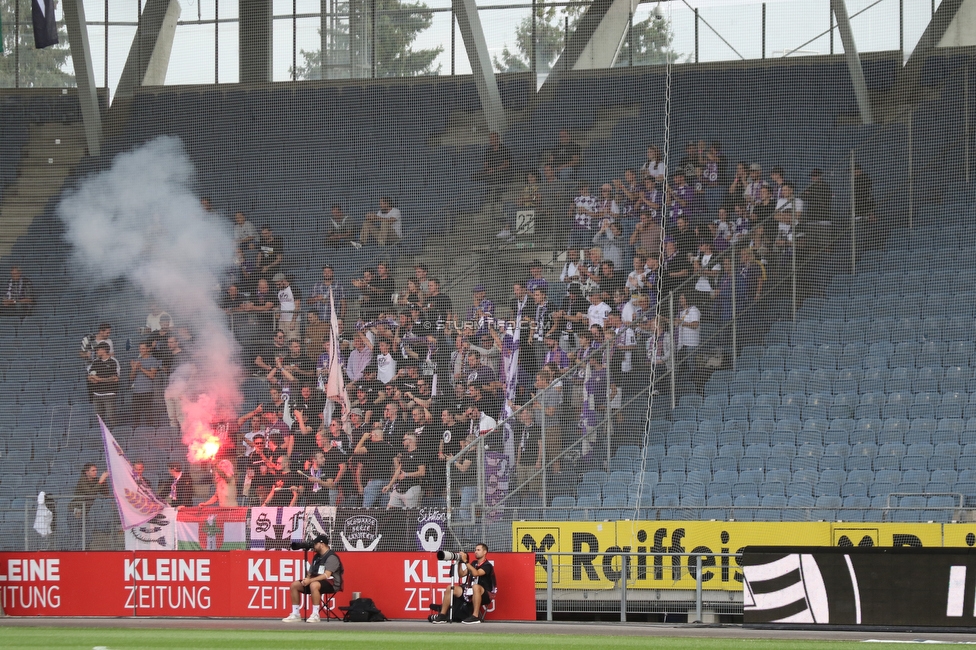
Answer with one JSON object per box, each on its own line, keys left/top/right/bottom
{"left": 56, "top": 130, "right": 881, "bottom": 512}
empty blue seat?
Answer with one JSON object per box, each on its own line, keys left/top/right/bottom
{"left": 732, "top": 482, "right": 759, "bottom": 497}
{"left": 551, "top": 496, "right": 577, "bottom": 509}
{"left": 582, "top": 471, "right": 608, "bottom": 486}
{"left": 577, "top": 482, "right": 602, "bottom": 499}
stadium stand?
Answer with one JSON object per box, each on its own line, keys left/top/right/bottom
{"left": 0, "top": 45, "right": 973, "bottom": 551}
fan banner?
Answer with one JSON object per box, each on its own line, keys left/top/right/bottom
{"left": 0, "top": 551, "right": 536, "bottom": 620}
{"left": 248, "top": 507, "right": 305, "bottom": 551}
{"left": 243, "top": 507, "right": 448, "bottom": 553}
{"left": 177, "top": 507, "right": 248, "bottom": 550}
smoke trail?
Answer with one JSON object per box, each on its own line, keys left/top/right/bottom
{"left": 58, "top": 136, "right": 241, "bottom": 459}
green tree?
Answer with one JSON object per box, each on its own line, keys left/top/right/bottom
{"left": 492, "top": 2, "right": 677, "bottom": 73}
{"left": 0, "top": 0, "right": 74, "bottom": 87}
{"left": 615, "top": 12, "right": 677, "bottom": 66}
{"left": 293, "top": 0, "right": 443, "bottom": 80}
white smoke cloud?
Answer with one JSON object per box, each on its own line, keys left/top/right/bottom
{"left": 58, "top": 136, "right": 241, "bottom": 457}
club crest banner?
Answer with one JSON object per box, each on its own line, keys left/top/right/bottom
{"left": 125, "top": 507, "right": 177, "bottom": 551}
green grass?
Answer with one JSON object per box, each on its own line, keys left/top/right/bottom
{"left": 0, "top": 628, "right": 929, "bottom": 650}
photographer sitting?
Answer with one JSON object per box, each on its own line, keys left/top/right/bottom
{"left": 283, "top": 535, "right": 343, "bottom": 623}
{"left": 431, "top": 543, "right": 495, "bottom": 625}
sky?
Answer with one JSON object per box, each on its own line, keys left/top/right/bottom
{"left": 35, "top": 0, "right": 942, "bottom": 95}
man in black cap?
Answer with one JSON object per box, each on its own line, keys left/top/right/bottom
{"left": 283, "top": 534, "right": 344, "bottom": 623}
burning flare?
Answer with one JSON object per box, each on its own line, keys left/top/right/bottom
{"left": 181, "top": 394, "right": 228, "bottom": 464}
{"left": 184, "top": 420, "right": 223, "bottom": 463}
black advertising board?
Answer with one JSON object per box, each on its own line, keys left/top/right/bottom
{"left": 742, "top": 546, "right": 976, "bottom": 627}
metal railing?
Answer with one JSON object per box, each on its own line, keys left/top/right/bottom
{"left": 6, "top": 495, "right": 110, "bottom": 553}
{"left": 505, "top": 504, "right": 968, "bottom": 521}
{"left": 538, "top": 551, "right": 743, "bottom": 622}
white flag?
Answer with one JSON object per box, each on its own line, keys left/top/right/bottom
{"left": 327, "top": 287, "right": 351, "bottom": 417}
{"left": 98, "top": 416, "right": 167, "bottom": 529}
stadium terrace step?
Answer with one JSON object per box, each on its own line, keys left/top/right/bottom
{"left": 0, "top": 122, "right": 86, "bottom": 258}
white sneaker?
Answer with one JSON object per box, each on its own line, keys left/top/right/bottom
{"left": 282, "top": 613, "right": 302, "bottom": 622}
{"left": 306, "top": 612, "right": 321, "bottom": 623}
{"left": 496, "top": 229, "right": 511, "bottom": 239}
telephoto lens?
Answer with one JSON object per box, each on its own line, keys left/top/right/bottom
{"left": 437, "top": 550, "right": 466, "bottom": 562}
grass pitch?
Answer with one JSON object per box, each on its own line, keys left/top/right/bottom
{"left": 0, "top": 628, "right": 928, "bottom": 650}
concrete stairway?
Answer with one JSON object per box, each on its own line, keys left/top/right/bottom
{"left": 401, "top": 103, "right": 640, "bottom": 308}
{"left": 0, "top": 122, "right": 87, "bottom": 257}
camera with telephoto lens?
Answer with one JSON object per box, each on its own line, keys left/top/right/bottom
{"left": 291, "top": 540, "right": 316, "bottom": 551}
{"left": 437, "top": 550, "right": 469, "bottom": 562}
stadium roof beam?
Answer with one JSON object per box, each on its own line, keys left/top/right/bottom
{"left": 536, "top": 0, "right": 631, "bottom": 100}
{"left": 453, "top": 0, "right": 508, "bottom": 133}
{"left": 830, "top": 0, "right": 874, "bottom": 125}
{"left": 115, "top": 0, "right": 182, "bottom": 103}
{"left": 240, "top": 0, "right": 273, "bottom": 84}
{"left": 570, "top": 0, "right": 638, "bottom": 70}
{"left": 896, "top": 0, "right": 966, "bottom": 100}
{"left": 62, "top": 0, "right": 103, "bottom": 157}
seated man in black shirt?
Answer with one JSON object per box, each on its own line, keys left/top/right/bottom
{"left": 472, "top": 132, "right": 513, "bottom": 184}
{"left": 432, "top": 543, "right": 496, "bottom": 624}
{"left": 597, "top": 260, "right": 625, "bottom": 300}
{"left": 548, "top": 129, "right": 581, "bottom": 181}
{"left": 283, "top": 534, "right": 343, "bottom": 623}
{"left": 1, "top": 266, "right": 34, "bottom": 317}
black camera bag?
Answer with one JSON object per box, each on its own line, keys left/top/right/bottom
{"left": 343, "top": 597, "right": 387, "bottom": 622}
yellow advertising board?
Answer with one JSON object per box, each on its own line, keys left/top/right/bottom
{"left": 830, "top": 523, "right": 942, "bottom": 548}
{"left": 513, "top": 520, "right": 948, "bottom": 590}
{"left": 513, "top": 521, "right": 619, "bottom": 587}
{"left": 942, "top": 524, "right": 976, "bottom": 547}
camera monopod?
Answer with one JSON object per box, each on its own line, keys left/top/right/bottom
{"left": 437, "top": 551, "right": 466, "bottom": 622}
{"left": 292, "top": 539, "right": 315, "bottom": 621}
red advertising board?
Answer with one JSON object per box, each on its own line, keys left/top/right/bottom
{"left": 0, "top": 552, "right": 536, "bottom": 620}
